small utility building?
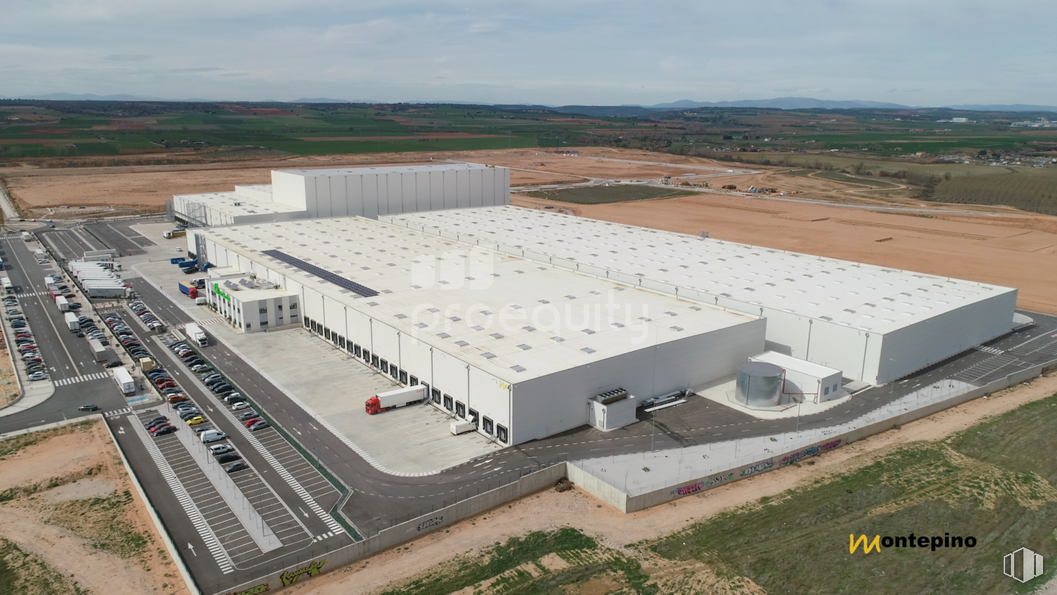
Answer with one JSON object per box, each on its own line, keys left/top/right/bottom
{"left": 194, "top": 217, "right": 766, "bottom": 444}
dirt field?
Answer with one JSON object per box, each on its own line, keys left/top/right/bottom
{"left": 0, "top": 420, "right": 190, "bottom": 595}
{"left": 3, "top": 146, "right": 1057, "bottom": 314}
{"left": 278, "top": 373, "right": 1057, "bottom": 595}
{"left": 512, "top": 189, "right": 1057, "bottom": 315}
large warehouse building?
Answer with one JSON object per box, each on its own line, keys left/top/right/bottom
{"left": 190, "top": 216, "right": 766, "bottom": 445}
{"left": 381, "top": 206, "right": 1019, "bottom": 385}
{"left": 173, "top": 162, "right": 510, "bottom": 227}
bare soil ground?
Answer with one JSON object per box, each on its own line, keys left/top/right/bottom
{"left": 278, "top": 374, "right": 1057, "bottom": 595}
{"left": 0, "top": 344, "right": 17, "bottom": 409}
{"left": 3, "top": 146, "right": 1056, "bottom": 313}
{"left": 512, "top": 187, "right": 1057, "bottom": 314}
{"left": 0, "top": 420, "right": 190, "bottom": 595}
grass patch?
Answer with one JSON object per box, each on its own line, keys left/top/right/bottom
{"left": 381, "top": 528, "right": 658, "bottom": 595}
{"left": 648, "top": 389, "right": 1057, "bottom": 595}
{"left": 0, "top": 421, "right": 94, "bottom": 459}
{"left": 0, "top": 537, "right": 85, "bottom": 595}
{"left": 45, "top": 489, "right": 151, "bottom": 559}
{"left": 931, "top": 169, "right": 1057, "bottom": 215}
{"left": 525, "top": 185, "right": 696, "bottom": 204}
{"left": 814, "top": 170, "right": 901, "bottom": 188}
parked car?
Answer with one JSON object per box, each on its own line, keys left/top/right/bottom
{"left": 243, "top": 417, "right": 263, "bottom": 428}
{"left": 208, "top": 444, "right": 233, "bottom": 456}
{"left": 249, "top": 420, "right": 269, "bottom": 431}
{"left": 153, "top": 426, "right": 177, "bottom": 436}
{"left": 186, "top": 416, "right": 206, "bottom": 426}
{"left": 168, "top": 395, "right": 189, "bottom": 404}
{"left": 149, "top": 424, "right": 172, "bottom": 435}
{"left": 200, "top": 431, "right": 227, "bottom": 443}
{"left": 223, "top": 461, "right": 247, "bottom": 473}
{"left": 28, "top": 371, "right": 48, "bottom": 381}
{"left": 215, "top": 452, "right": 241, "bottom": 464}
{"left": 238, "top": 410, "right": 259, "bottom": 421}
{"left": 231, "top": 402, "right": 250, "bottom": 411}
{"left": 77, "top": 404, "right": 99, "bottom": 411}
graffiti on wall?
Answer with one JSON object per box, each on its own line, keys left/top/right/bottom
{"left": 227, "top": 585, "right": 269, "bottom": 595}
{"left": 779, "top": 439, "right": 841, "bottom": 467}
{"left": 417, "top": 515, "right": 445, "bottom": 532}
{"left": 280, "top": 560, "right": 328, "bottom": 587}
{"left": 740, "top": 460, "right": 774, "bottom": 477}
{"left": 669, "top": 472, "right": 736, "bottom": 499}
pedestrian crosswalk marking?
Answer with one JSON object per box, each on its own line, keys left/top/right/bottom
{"left": 104, "top": 407, "right": 131, "bottom": 418}
{"left": 197, "top": 317, "right": 225, "bottom": 326}
{"left": 55, "top": 372, "right": 109, "bottom": 386}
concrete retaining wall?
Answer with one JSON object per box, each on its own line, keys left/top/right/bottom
{"left": 215, "top": 463, "right": 566, "bottom": 595}
{"left": 608, "top": 363, "right": 1049, "bottom": 513}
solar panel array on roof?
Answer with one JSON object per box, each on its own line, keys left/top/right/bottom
{"left": 262, "top": 249, "right": 380, "bottom": 298}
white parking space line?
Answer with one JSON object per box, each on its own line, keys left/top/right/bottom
{"left": 129, "top": 419, "right": 234, "bottom": 574}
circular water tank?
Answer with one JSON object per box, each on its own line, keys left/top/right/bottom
{"left": 734, "top": 361, "right": 784, "bottom": 408}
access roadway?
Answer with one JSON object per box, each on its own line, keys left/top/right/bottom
{"left": 0, "top": 234, "right": 128, "bottom": 435}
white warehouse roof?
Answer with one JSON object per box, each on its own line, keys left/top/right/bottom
{"left": 200, "top": 217, "right": 759, "bottom": 383}
{"left": 273, "top": 162, "right": 494, "bottom": 178}
{"left": 382, "top": 206, "right": 1017, "bottom": 336}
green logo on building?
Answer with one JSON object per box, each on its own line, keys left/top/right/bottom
{"left": 214, "top": 283, "right": 231, "bottom": 301}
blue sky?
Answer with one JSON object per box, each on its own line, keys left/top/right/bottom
{"left": 2, "top": 0, "right": 1055, "bottom": 105}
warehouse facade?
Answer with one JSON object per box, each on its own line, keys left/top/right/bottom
{"left": 173, "top": 162, "right": 510, "bottom": 227}
{"left": 382, "top": 206, "right": 1019, "bottom": 385}
{"left": 194, "top": 216, "right": 766, "bottom": 445}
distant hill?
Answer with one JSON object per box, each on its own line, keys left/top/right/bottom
{"left": 946, "top": 103, "right": 1057, "bottom": 113}
{"left": 650, "top": 97, "right": 909, "bottom": 110}
{"left": 8, "top": 92, "right": 163, "bottom": 101}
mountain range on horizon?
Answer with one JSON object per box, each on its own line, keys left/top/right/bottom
{"left": 2, "top": 93, "right": 1055, "bottom": 114}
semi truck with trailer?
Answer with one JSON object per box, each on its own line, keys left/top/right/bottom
{"left": 178, "top": 282, "right": 199, "bottom": 299}
{"left": 64, "top": 312, "right": 80, "bottom": 331}
{"left": 84, "top": 285, "right": 129, "bottom": 299}
{"left": 163, "top": 229, "right": 187, "bottom": 239}
{"left": 185, "top": 323, "right": 207, "bottom": 347}
{"left": 113, "top": 366, "right": 136, "bottom": 395}
{"left": 365, "top": 385, "right": 427, "bottom": 415}
{"left": 21, "top": 231, "right": 31, "bottom": 241}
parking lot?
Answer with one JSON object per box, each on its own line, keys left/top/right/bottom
{"left": 135, "top": 410, "right": 261, "bottom": 569}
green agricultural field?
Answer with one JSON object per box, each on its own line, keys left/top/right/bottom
{"left": 649, "top": 389, "right": 1057, "bottom": 595}
{"left": 525, "top": 185, "right": 696, "bottom": 204}
{"left": 931, "top": 168, "right": 1057, "bottom": 215}
{"left": 381, "top": 528, "right": 657, "bottom": 595}
{"left": 813, "top": 170, "right": 901, "bottom": 188}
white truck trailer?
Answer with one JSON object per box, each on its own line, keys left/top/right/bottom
{"left": 21, "top": 231, "right": 31, "bottom": 241}
{"left": 364, "top": 385, "right": 427, "bottom": 415}
{"left": 185, "top": 322, "right": 207, "bottom": 347}
{"left": 64, "top": 312, "right": 80, "bottom": 331}
{"left": 113, "top": 367, "right": 136, "bottom": 395}
{"left": 2, "top": 278, "right": 12, "bottom": 294}
{"left": 55, "top": 295, "right": 69, "bottom": 311}
{"left": 88, "top": 338, "right": 107, "bottom": 362}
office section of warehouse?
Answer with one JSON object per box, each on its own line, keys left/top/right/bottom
{"left": 382, "top": 206, "right": 1019, "bottom": 385}
{"left": 190, "top": 216, "right": 766, "bottom": 445}
{"left": 172, "top": 162, "right": 510, "bottom": 226}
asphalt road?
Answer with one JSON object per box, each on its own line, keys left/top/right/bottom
{"left": 103, "top": 309, "right": 353, "bottom": 591}
{"left": 0, "top": 235, "right": 127, "bottom": 434}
